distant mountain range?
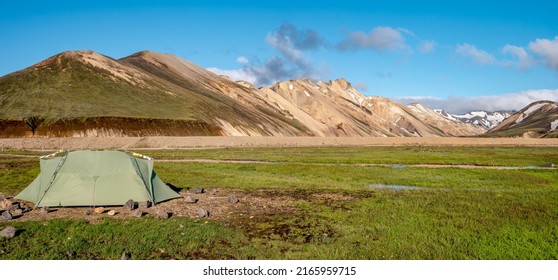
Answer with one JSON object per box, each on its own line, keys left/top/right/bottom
{"left": 433, "top": 109, "right": 514, "bottom": 129}
{"left": 0, "top": 50, "right": 555, "bottom": 138}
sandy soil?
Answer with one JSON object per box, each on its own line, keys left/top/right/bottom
{"left": 1, "top": 136, "right": 558, "bottom": 150}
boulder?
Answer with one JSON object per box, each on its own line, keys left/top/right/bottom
{"left": 228, "top": 194, "right": 240, "bottom": 204}
{"left": 10, "top": 208, "right": 23, "bottom": 218}
{"left": 0, "top": 226, "right": 16, "bottom": 239}
{"left": 94, "top": 207, "right": 106, "bottom": 214}
{"left": 0, "top": 199, "right": 11, "bottom": 211}
{"left": 107, "top": 210, "right": 117, "bottom": 216}
{"left": 0, "top": 210, "right": 12, "bottom": 221}
{"left": 132, "top": 209, "right": 144, "bottom": 218}
{"left": 197, "top": 208, "right": 208, "bottom": 218}
{"left": 184, "top": 196, "right": 198, "bottom": 203}
{"left": 190, "top": 188, "right": 205, "bottom": 194}
{"left": 123, "top": 199, "right": 135, "bottom": 210}
{"left": 138, "top": 201, "right": 151, "bottom": 209}
{"left": 154, "top": 209, "right": 169, "bottom": 219}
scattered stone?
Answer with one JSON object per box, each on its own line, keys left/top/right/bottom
{"left": 154, "top": 209, "right": 169, "bottom": 219}
{"left": 184, "top": 196, "right": 198, "bottom": 203}
{"left": 0, "top": 226, "right": 16, "bottom": 239}
{"left": 121, "top": 251, "right": 131, "bottom": 260}
{"left": 94, "top": 207, "right": 106, "bottom": 214}
{"left": 208, "top": 189, "right": 218, "bottom": 196}
{"left": 107, "top": 210, "right": 117, "bottom": 216}
{"left": 39, "top": 206, "right": 50, "bottom": 214}
{"left": 138, "top": 201, "right": 151, "bottom": 209}
{"left": 197, "top": 208, "right": 208, "bottom": 218}
{"left": 228, "top": 194, "right": 240, "bottom": 204}
{"left": 123, "top": 199, "right": 135, "bottom": 210}
{"left": 65, "top": 250, "right": 77, "bottom": 258}
{"left": 85, "top": 208, "right": 93, "bottom": 215}
{"left": 132, "top": 209, "right": 144, "bottom": 218}
{"left": 190, "top": 188, "right": 205, "bottom": 194}
{"left": 10, "top": 208, "right": 23, "bottom": 218}
{"left": 0, "top": 194, "right": 5, "bottom": 201}
{"left": 1, "top": 210, "right": 12, "bottom": 221}
{"left": 0, "top": 199, "right": 10, "bottom": 211}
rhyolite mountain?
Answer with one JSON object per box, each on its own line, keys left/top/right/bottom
{"left": 1, "top": 50, "right": 487, "bottom": 137}
{"left": 484, "top": 101, "right": 558, "bottom": 138}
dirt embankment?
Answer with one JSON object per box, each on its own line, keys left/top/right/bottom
{"left": 0, "top": 117, "right": 223, "bottom": 137}
{"left": 1, "top": 136, "right": 558, "bottom": 150}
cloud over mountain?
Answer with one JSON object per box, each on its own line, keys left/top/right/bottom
{"left": 456, "top": 43, "right": 496, "bottom": 65}
{"left": 395, "top": 89, "right": 558, "bottom": 114}
{"left": 337, "top": 26, "right": 410, "bottom": 52}
{"left": 529, "top": 36, "right": 558, "bottom": 71}
{"left": 208, "top": 23, "right": 327, "bottom": 86}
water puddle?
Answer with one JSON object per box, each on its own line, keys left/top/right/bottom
{"left": 368, "top": 184, "right": 512, "bottom": 193}
{"left": 369, "top": 184, "right": 423, "bottom": 190}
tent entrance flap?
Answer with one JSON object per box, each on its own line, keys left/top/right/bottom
{"left": 16, "top": 150, "right": 181, "bottom": 207}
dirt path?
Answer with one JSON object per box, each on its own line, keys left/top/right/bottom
{"left": 1, "top": 136, "right": 558, "bottom": 150}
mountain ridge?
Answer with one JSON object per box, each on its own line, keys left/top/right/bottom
{"left": 0, "top": 50, "right": 496, "bottom": 137}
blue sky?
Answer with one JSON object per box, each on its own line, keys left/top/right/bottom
{"left": 1, "top": 0, "right": 557, "bottom": 113}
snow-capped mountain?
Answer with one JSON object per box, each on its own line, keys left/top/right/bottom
{"left": 434, "top": 109, "right": 514, "bottom": 129}
{"left": 486, "top": 101, "right": 558, "bottom": 138}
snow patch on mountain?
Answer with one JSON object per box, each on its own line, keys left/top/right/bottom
{"left": 515, "top": 102, "right": 550, "bottom": 124}
{"left": 434, "top": 109, "right": 513, "bottom": 129}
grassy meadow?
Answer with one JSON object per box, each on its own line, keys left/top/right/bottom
{"left": 1, "top": 146, "right": 558, "bottom": 259}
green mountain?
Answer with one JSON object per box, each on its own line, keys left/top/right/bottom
{"left": 0, "top": 50, "right": 308, "bottom": 136}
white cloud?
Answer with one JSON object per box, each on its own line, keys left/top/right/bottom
{"left": 206, "top": 67, "right": 257, "bottom": 84}
{"left": 236, "top": 56, "right": 249, "bottom": 64}
{"left": 456, "top": 43, "right": 496, "bottom": 65}
{"left": 529, "top": 36, "right": 558, "bottom": 71}
{"left": 354, "top": 81, "right": 368, "bottom": 91}
{"left": 418, "top": 40, "right": 436, "bottom": 54}
{"left": 502, "top": 44, "right": 533, "bottom": 69}
{"left": 395, "top": 89, "right": 558, "bottom": 114}
{"left": 337, "top": 26, "right": 409, "bottom": 52}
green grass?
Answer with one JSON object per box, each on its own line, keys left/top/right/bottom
{"left": 1, "top": 146, "right": 558, "bottom": 259}
{"left": 141, "top": 146, "right": 558, "bottom": 167}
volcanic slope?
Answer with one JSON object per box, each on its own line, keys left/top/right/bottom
{"left": 0, "top": 50, "right": 309, "bottom": 136}
{"left": 485, "top": 101, "right": 558, "bottom": 138}
{"left": 1, "top": 50, "right": 485, "bottom": 137}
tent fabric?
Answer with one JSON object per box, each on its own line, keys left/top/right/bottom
{"left": 16, "top": 150, "right": 181, "bottom": 207}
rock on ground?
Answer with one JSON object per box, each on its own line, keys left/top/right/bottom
{"left": 138, "top": 201, "right": 151, "bottom": 209}
{"left": 0, "top": 226, "right": 16, "bottom": 239}
{"left": 190, "top": 188, "right": 204, "bottom": 194}
{"left": 228, "top": 194, "right": 240, "bottom": 204}
{"left": 154, "top": 209, "right": 169, "bottom": 219}
{"left": 123, "top": 199, "right": 135, "bottom": 210}
{"left": 197, "top": 208, "right": 209, "bottom": 218}
{"left": 132, "top": 209, "right": 144, "bottom": 218}
{"left": 1, "top": 210, "right": 12, "bottom": 221}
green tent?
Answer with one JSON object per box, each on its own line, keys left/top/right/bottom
{"left": 16, "top": 150, "right": 181, "bottom": 207}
